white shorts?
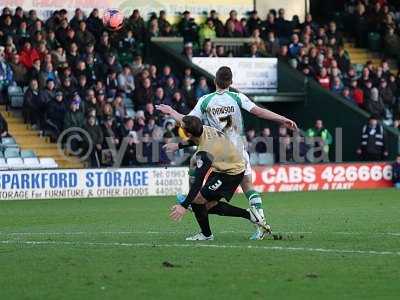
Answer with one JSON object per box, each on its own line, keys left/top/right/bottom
{"left": 242, "top": 149, "right": 252, "bottom": 177}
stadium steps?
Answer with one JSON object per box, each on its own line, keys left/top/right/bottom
{"left": 344, "top": 42, "right": 398, "bottom": 74}
{"left": 0, "top": 105, "right": 84, "bottom": 169}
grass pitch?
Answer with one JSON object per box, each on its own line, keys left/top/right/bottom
{"left": 0, "top": 189, "right": 399, "bottom": 300}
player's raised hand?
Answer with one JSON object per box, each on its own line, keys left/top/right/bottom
{"left": 155, "top": 104, "right": 174, "bottom": 115}
{"left": 170, "top": 205, "right": 187, "bottom": 221}
{"left": 281, "top": 118, "right": 298, "bottom": 131}
{"left": 163, "top": 143, "right": 179, "bottom": 153}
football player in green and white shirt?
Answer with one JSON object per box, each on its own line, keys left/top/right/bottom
{"left": 157, "top": 66, "right": 297, "bottom": 240}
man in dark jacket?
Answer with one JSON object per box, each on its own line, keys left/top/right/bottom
{"left": 84, "top": 115, "right": 103, "bottom": 167}
{"left": 46, "top": 90, "right": 66, "bottom": 139}
{"left": 357, "top": 116, "right": 388, "bottom": 161}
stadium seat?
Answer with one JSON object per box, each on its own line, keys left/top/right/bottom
{"left": 23, "top": 157, "right": 41, "bottom": 169}
{"left": 126, "top": 108, "right": 135, "bottom": 118}
{"left": 39, "top": 157, "right": 58, "bottom": 169}
{"left": 249, "top": 153, "right": 259, "bottom": 165}
{"left": 124, "top": 98, "right": 134, "bottom": 108}
{"left": 6, "top": 157, "right": 25, "bottom": 169}
{"left": 4, "top": 147, "right": 20, "bottom": 158}
{"left": 258, "top": 153, "right": 274, "bottom": 165}
{"left": 0, "top": 151, "right": 3, "bottom": 158}
{"left": 7, "top": 86, "right": 24, "bottom": 108}
{"left": 21, "top": 149, "right": 37, "bottom": 158}
{"left": 0, "top": 158, "right": 7, "bottom": 170}
{"left": 368, "top": 32, "right": 381, "bottom": 52}
{"left": 0, "top": 137, "right": 18, "bottom": 149}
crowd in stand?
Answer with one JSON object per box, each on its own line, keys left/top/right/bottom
{"left": 0, "top": 5, "right": 399, "bottom": 167}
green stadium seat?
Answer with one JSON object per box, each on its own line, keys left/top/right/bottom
{"left": 368, "top": 32, "right": 381, "bottom": 52}
{"left": 21, "top": 149, "right": 37, "bottom": 158}
{"left": 4, "top": 147, "right": 20, "bottom": 158}
{"left": 0, "top": 137, "right": 18, "bottom": 150}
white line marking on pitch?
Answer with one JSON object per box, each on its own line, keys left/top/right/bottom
{"left": 0, "top": 230, "right": 399, "bottom": 236}
{"left": 0, "top": 240, "right": 399, "bottom": 257}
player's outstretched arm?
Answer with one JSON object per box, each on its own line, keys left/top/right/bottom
{"left": 155, "top": 104, "right": 185, "bottom": 122}
{"left": 250, "top": 106, "right": 298, "bottom": 130}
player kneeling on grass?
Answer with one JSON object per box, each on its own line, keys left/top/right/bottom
{"left": 164, "top": 115, "right": 271, "bottom": 241}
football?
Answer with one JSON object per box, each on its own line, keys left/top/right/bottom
{"left": 102, "top": 8, "right": 124, "bottom": 31}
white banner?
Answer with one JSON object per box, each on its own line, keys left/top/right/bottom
{"left": 0, "top": 167, "right": 189, "bottom": 200}
{"left": 192, "top": 57, "right": 278, "bottom": 93}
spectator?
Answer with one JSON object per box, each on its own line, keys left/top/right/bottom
{"left": 63, "top": 98, "right": 85, "bottom": 130}
{"left": 317, "top": 68, "right": 330, "bottom": 90}
{"left": 199, "top": 40, "right": 213, "bottom": 57}
{"left": 133, "top": 77, "right": 153, "bottom": 110}
{"left": 86, "top": 9, "right": 103, "bottom": 39}
{"left": 224, "top": 20, "right": 242, "bottom": 38}
{"left": 198, "top": 18, "right": 216, "bottom": 46}
{"left": 195, "top": 77, "right": 210, "bottom": 100}
{"left": 127, "top": 9, "right": 146, "bottom": 42}
{"left": 225, "top": 10, "right": 244, "bottom": 36}
{"left": 349, "top": 79, "right": 364, "bottom": 106}
{"left": 101, "top": 116, "right": 119, "bottom": 151}
{"left": 171, "top": 91, "right": 190, "bottom": 115}
{"left": 181, "top": 77, "right": 195, "bottom": 108}
{"left": 342, "top": 87, "right": 355, "bottom": 104}
{"left": 209, "top": 10, "right": 224, "bottom": 37}
{"left": 357, "top": 116, "right": 388, "bottom": 161}
{"left": 23, "top": 79, "right": 41, "bottom": 127}
{"left": 384, "top": 26, "right": 400, "bottom": 60}
{"left": 153, "top": 86, "right": 169, "bottom": 106}
{"left": 255, "top": 127, "right": 271, "bottom": 154}
{"left": 9, "top": 53, "right": 27, "bottom": 86}
{"left": 247, "top": 43, "right": 261, "bottom": 58}
{"left": 19, "top": 41, "right": 39, "bottom": 69}
{"left": 177, "top": 11, "right": 198, "bottom": 43}
{"left": 0, "top": 46, "right": 14, "bottom": 103}
{"left": 118, "top": 65, "right": 135, "bottom": 97}
{"left": 392, "top": 155, "right": 400, "bottom": 189}
{"left": 265, "top": 31, "right": 280, "bottom": 56}
{"left": 45, "top": 90, "right": 66, "bottom": 139}
{"left": 330, "top": 76, "right": 344, "bottom": 95}
{"left": 365, "top": 87, "right": 385, "bottom": 119}
{"left": 288, "top": 34, "right": 303, "bottom": 58}
{"left": 84, "top": 115, "right": 103, "bottom": 167}
{"left": 305, "top": 119, "right": 333, "bottom": 161}
{"left": 182, "top": 42, "right": 194, "bottom": 61}
{"left": 0, "top": 112, "right": 9, "bottom": 137}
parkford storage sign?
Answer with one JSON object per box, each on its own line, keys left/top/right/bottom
{"left": 251, "top": 163, "right": 393, "bottom": 192}
{"left": 0, "top": 168, "right": 189, "bottom": 200}
{"left": 0, "top": 163, "right": 394, "bottom": 200}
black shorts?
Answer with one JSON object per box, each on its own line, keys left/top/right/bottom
{"left": 200, "top": 171, "right": 245, "bottom": 202}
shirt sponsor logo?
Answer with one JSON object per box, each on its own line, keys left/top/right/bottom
{"left": 207, "top": 106, "right": 235, "bottom": 115}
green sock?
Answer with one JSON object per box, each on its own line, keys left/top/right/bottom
{"left": 245, "top": 190, "right": 263, "bottom": 209}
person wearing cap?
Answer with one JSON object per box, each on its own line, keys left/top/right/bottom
{"left": 63, "top": 96, "right": 85, "bottom": 130}
{"left": 46, "top": 90, "right": 67, "bottom": 139}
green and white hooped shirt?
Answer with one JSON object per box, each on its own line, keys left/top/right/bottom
{"left": 188, "top": 89, "right": 256, "bottom": 150}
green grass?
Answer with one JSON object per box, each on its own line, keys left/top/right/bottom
{"left": 0, "top": 189, "right": 399, "bottom": 300}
